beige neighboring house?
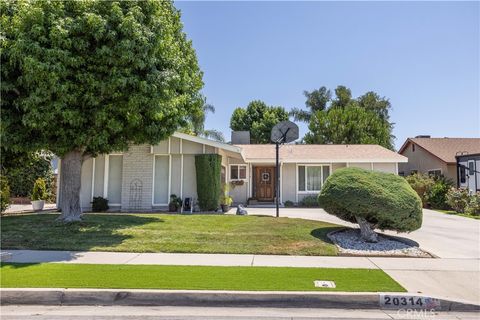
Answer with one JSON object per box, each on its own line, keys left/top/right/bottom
{"left": 398, "top": 136, "right": 480, "bottom": 184}
{"left": 59, "top": 132, "right": 407, "bottom": 212}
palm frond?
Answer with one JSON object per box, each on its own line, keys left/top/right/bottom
{"left": 202, "top": 130, "right": 225, "bottom": 142}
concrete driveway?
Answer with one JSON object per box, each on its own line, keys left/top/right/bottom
{"left": 243, "top": 207, "right": 480, "bottom": 259}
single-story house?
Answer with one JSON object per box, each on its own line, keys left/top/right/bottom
{"left": 398, "top": 136, "right": 480, "bottom": 184}
{"left": 456, "top": 153, "right": 480, "bottom": 193}
{"left": 57, "top": 132, "right": 407, "bottom": 212}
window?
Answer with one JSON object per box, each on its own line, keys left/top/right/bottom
{"left": 298, "top": 165, "right": 330, "bottom": 192}
{"left": 230, "top": 165, "right": 247, "bottom": 181}
{"left": 154, "top": 155, "right": 169, "bottom": 204}
{"left": 412, "top": 144, "right": 415, "bottom": 152}
{"left": 410, "top": 170, "right": 418, "bottom": 175}
{"left": 107, "top": 155, "right": 123, "bottom": 205}
{"left": 460, "top": 166, "right": 466, "bottom": 183}
{"left": 399, "top": 171, "right": 405, "bottom": 176}
{"left": 468, "top": 161, "right": 474, "bottom": 175}
{"left": 428, "top": 169, "right": 442, "bottom": 177}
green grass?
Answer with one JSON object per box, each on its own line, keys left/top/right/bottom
{"left": 0, "top": 263, "right": 405, "bottom": 292}
{"left": 434, "top": 209, "right": 480, "bottom": 220}
{"left": 0, "top": 213, "right": 340, "bottom": 256}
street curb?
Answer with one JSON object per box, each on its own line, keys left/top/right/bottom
{"left": 1, "top": 289, "right": 478, "bottom": 312}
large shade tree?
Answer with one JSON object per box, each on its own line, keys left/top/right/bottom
{"left": 300, "top": 86, "right": 395, "bottom": 149}
{"left": 230, "top": 100, "right": 289, "bottom": 144}
{"left": 1, "top": 0, "right": 203, "bottom": 222}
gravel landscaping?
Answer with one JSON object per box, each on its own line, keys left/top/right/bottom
{"left": 328, "top": 229, "right": 432, "bottom": 257}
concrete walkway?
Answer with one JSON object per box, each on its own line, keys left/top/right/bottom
{"left": 3, "top": 249, "right": 480, "bottom": 305}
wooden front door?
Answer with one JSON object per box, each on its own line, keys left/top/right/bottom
{"left": 255, "top": 167, "right": 275, "bottom": 201}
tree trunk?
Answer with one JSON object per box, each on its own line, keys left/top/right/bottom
{"left": 58, "top": 150, "right": 84, "bottom": 223}
{"left": 355, "top": 216, "right": 378, "bottom": 243}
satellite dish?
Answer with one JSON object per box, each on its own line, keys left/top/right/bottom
{"left": 271, "top": 121, "right": 299, "bottom": 143}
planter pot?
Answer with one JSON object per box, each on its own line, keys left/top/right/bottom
{"left": 221, "top": 204, "right": 230, "bottom": 213}
{"left": 31, "top": 200, "right": 45, "bottom": 212}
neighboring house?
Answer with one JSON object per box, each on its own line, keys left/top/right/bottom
{"left": 398, "top": 136, "right": 480, "bottom": 184}
{"left": 57, "top": 132, "right": 407, "bottom": 212}
{"left": 456, "top": 153, "right": 480, "bottom": 193}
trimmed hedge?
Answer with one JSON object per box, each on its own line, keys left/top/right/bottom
{"left": 318, "top": 167, "right": 422, "bottom": 232}
{"left": 195, "top": 154, "right": 222, "bottom": 211}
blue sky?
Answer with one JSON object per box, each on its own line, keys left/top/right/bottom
{"left": 175, "top": 1, "right": 480, "bottom": 149}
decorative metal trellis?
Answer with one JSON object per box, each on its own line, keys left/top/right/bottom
{"left": 129, "top": 179, "right": 143, "bottom": 211}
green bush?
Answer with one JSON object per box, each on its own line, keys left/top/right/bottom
{"left": 31, "top": 178, "right": 47, "bottom": 201}
{"left": 446, "top": 188, "right": 470, "bottom": 213}
{"left": 299, "top": 195, "right": 319, "bottom": 207}
{"left": 168, "top": 194, "right": 182, "bottom": 212}
{"left": 466, "top": 192, "right": 480, "bottom": 215}
{"left": 405, "top": 173, "right": 434, "bottom": 207}
{"left": 318, "top": 167, "right": 422, "bottom": 234}
{"left": 426, "top": 176, "right": 453, "bottom": 209}
{"left": 195, "top": 154, "right": 222, "bottom": 211}
{"left": 283, "top": 200, "right": 294, "bottom": 207}
{"left": 2, "top": 151, "right": 55, "bottom": 199}
{"left": 91, "top": 197, "right": 109, "bottom": 212}
{"left": 1, "top": 175, "right": 10, "bottom": 213}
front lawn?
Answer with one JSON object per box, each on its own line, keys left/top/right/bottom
{"left": 434, "top": 209, "right": 480, "bottom": 220}
{"left": 0, "top": 213, "right": 340, "bottom": 256}
{"left": 0, "top": 263, "right": 405, "bottom": 292}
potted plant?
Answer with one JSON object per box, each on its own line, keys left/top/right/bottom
{"left": 168, "top": 194, "right": 182, "bottom": 212}
{"left": 31, "top": 178, "right": 47, "bottom": 212}
{"left": 220, "top": 194, "right": 233, "bottom": 213}
{"left": 220, "top": 183, "right": 233, "bottom": 213}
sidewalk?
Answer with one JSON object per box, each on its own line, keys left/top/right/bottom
{"left": 2, "top": 249, "right": 480, "bottom": 305}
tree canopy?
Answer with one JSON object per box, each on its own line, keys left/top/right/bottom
{"left": 1, "top": 0, "right": 203, "bottom": 221}
{"left": 183, "top": 96, "right": 225, "bottom": 142}
{"left": 299, "top": 86, "right": 394, "bottom": 149}
{"left": 230, "top": 100, "right": 289, "bottom": 144}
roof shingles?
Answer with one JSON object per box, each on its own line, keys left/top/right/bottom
{"left": 236, "top": 144, "right": 407, "bottom": 163}
{"left": 403, "top": 138, "right": 480, "bottom": 163}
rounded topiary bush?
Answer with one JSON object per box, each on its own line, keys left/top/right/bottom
{"left": 318, "top": 167, "right": 422, "bottom": 242}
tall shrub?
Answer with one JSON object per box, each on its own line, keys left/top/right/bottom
{"left": 1, "top": 175, "right": 10, "bottom": 213}
{"left": 466, "top": 192, "right": 480, "bottom": 215}
{"left": 195, "top": 154, "right": 222, "bottom": 211}
{"left": 446, "top": 188, "right": 470, "bottom": 213}
{"left": 426, "top": 176, "right": 453, "bottom": 209}
{"left": 405, "top": 173, "right": 433, "bottom": 207}
{"left": 2, "top": 151, "right": 54, "bottom": 199}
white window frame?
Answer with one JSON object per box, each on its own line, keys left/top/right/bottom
{"left": 296, "top": 164, "right": 332, "bottom": 193}
{"left": 427, "top": 168, "right": 442, "bottom": 177}
{"left": 229, "top": 164, "right": 247, "bottom": 181}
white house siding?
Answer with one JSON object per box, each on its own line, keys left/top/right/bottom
{"left": 348, "top": 162, "right": 371, "bottom": 170}
{"left": 181, "top": 155, "right": 196, "bottom": 200}
{"left": 332, "top": 163, "right": 347, "bottom": 171}
{"left": 282, "top": 163, "right": 296, "bottom": 203}
{"left": 372, "top": 162, "right": 397, "bottom": 174}
{"left": 170, "top": 154, "right": 182, "bottom": 197}
{"left": 121, "top": 145, "right": 154, "bottom": 211}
